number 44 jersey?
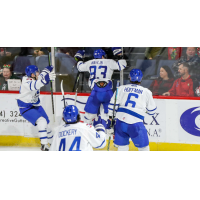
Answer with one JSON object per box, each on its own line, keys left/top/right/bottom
{"left": 108, "top": 84, "right": 157, "bottom": 124}
{"left": 77, "top": 59, "right": 126, "bottom": 89}
{"left": 50, "top": 122, "right": 106, "bottom": 151}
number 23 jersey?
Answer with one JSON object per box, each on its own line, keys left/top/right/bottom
{"left": 108, "top": 84, "right": 157, "bottom": 124}
{"left": 77, "top": 59, "right": 126, "bottom": 89}
{"left": 50, "top": 122, "right": 106, "bottom": 151}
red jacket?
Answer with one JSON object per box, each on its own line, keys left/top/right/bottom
{"left": 169, "top": 75, "right": 194, "bottom": 96}
{"left": 149, "top": 78, "right": 174, "bottom": 95}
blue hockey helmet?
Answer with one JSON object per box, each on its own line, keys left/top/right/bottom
{"left": 63, "top": 105, "right": 79, "bottom": 123}
{"left": 93, "top": 49, "right": 106, "bottom": 59}
{"left": 25, "top": 65, "right": 39, "bottom": 77}
{"left": 129, "top": 69, "right": 143, "bottom": 82}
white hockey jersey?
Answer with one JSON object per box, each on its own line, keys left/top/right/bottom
{"left": 50, "top": 122, "right": 106, "bottom": 151}
{"left": 77, "top": 59, "right": 127, "bottom": 88}
{"left": 108, "top": 84, "right": 157, "bottom": 124}
{"left": 16, "top": 76, "right": 45, "bottom": 108}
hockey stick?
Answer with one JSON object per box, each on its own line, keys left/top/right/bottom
{"left": 47, "top": 48, "right": 55, "bottom": 122}
{"left": 61, "top": 80, "right": 67, "bottom": 108}
{"left": 120, "top": 47, "right": 124, "bottom": 86}
{"left": 74, "top": 88, "right": 78, "bottom": 106}
{"left": 73, "top": 72, "right": 81, "bottom": 92}
{"left": 107, "top": 80, "right": 120, "bottom": 151}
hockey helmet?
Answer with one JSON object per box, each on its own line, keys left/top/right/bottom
{"left": 93, "top": 49, "right": 106, "bottom": 59}
{"left": 25, "top": 65, "right": 39, "bottom": 77}
{"left": 63, "top": 105, "right": 79, "bottom": 123}
{"left": 129, "top": 69, "right": 143, "bottom": 82}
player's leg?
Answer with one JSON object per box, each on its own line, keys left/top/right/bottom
{"left": 35, "top": 106, "right": 51, "bottom": 150}
{"left": 36, "top": 117, "right": 49, "bottom": 150}
{"left": 114, "top": 119, "right": 130, "bottom": 151}
{"left": 99, "top": 89, "right": 113, "bottom": 114}
{"left": 129, "top": 122, "right": 150, "bottom": 151}
{"left": 47, "top": 124, "right": 53, "bottom": 145}
{"left": 84, "top": 90, "right": 101, "bottom": 124}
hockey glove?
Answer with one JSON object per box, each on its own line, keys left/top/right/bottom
{"left": 42, "top": 66, "right": 54, "bottom": 74}
{"left": 112, "top": 47, "right": 122, "bottom": 56}
{"left": 108, "top": 117, "right": 116, "bottom": 128}
{"left": 74, "top": 50, "right": 85, "bottom": 62}
{"left": 94, "top": 123, "right": 105, "bottom": 133}
{"left": 49, "top": 72, "right": 56, "bottom": 81}
{"left": 40, "top": 73, "right": 50, "bottom": 85}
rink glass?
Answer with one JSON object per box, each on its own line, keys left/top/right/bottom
{"left": 0, "top": 47, "right": 199, "bottom": 97}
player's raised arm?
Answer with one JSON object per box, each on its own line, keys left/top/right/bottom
{"left": 74, "top": 50, "right": 89, "bottom": 72}
{"left": 23, "top": 65, "right": 56, "bottom": 91}
{"left": 109, "top": 47, "right": 127, "bottom": 71}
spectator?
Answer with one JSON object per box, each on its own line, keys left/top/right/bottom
{"left": 172, "top": 47, "right": 200, "bottom": 78}
{"left": 149, "top": 65, "right": 174, "bottom": 95}
{"left": 144, "top": 47, "right": 166, "bottom": 59}
{"left": 163, "top": 63, "right": 194, "bottom": 97}
{"left": 0, "top": 64, "right": 20, "bottom": 90}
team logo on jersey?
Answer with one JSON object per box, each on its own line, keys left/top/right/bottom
{"left": 96, "top": 81, "right": 108, "bottom": 88}
{"left": 180, "top": 107, "right": 200, "bottom": 136}
{"left": 86, "top": 124, "right": 92, "bottom": 128}
{"left": 26, "top": 78, "right": 32, "bottom": 80}
{"left": 123, "top": 117, "right": 125, "bottom": 120}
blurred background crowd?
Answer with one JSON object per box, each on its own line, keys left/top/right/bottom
{"left": 0, "top": 47, "right": 200, "bottom": 97}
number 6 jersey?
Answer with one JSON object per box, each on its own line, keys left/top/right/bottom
{"left": 108, "top": 84, "right": 157, "bottom": 124}
{"left": 77, "top": 59, "right": 127, "bottom": 89}
{"left": 50, "top": 122, "right": 106, "bottom": 151}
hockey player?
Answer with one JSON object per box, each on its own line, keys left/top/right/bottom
{"left": 108, "top": 69, "right": 157, "bottom": 151}
{"left": 16, "top": 65, "right": 56, "bottom": 151}
{"left": 50, "top": 105, "right": 106, "bottom": 151}
{"left": 74, "top": 48, "right": 127, "bottom": 124}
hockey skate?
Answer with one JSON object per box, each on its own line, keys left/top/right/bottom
{"left": 41, "top": 144, "right": 49, "bottom": 151}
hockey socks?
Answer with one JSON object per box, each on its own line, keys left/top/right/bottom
{"left": 36, "top": 117, "right": 48, "bottom": 145}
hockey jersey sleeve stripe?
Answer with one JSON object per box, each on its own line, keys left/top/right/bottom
{"left": 29, "top": 81, "right": 33, "bottom": 91}
{"left": 146, "top": 107, "right": 157, "bottom": 112}
{"left": 39, "top": 130, "right": 47, "bottom": 133}
{"left": 40, "top": 136, "right": 47, "bottom": 139}
{"left": 47, "top": 136, "right": 53, "bottom": 139}
{"left": 118, "top": 107, "right": 144, "bottom": 120}
{"left": 34, "top": 81, "right": 37, "bottom": 90}
{"left": 94, "top": 139, "right": 105, "bottom": 148}
{"left": 117, "top": 61, "right": 121, "bottom": 71}
{"left": 96, "top": 129, "right": 105, "bottom": 133}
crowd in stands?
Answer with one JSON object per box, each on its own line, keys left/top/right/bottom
{"left": 0, "top": 47, "right": 200, "bottom": 97}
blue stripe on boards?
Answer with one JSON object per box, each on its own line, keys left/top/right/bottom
{"left": 146, "top": 107, "right": 157, "bottom": 112}
{"left": 62, "top": 98, "right": 86, "bottom": 105}
{"left": 96, "top": 129, "right": 105, "bottom": 133}
{"left": 147, "top": 112, "right": 155, "bottom": 116}
{"left": 118, "top": 108, "right": 144, "bottom": 120}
